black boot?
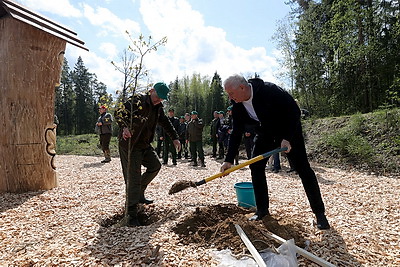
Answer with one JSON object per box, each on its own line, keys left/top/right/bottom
{"left": 191, "top": 160, "right": 198, "bottom": 167}
{"left": 200, "top": 159, "right": 206, "bottom": 167}
{"left": 101, "top": 150, "right": 111, "bottom": 163}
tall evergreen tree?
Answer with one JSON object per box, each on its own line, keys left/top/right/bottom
{"left": 72, "top": 56, "right": 95, "bottom": 134}
{"left": 55, "top": 58, "right": 75, "bottom": 135}
{"left": 208, "top": 72, "right": 225, "bottom": 120}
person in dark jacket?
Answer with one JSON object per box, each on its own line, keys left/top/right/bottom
{"left": 162, "top": 108, "right": 180, "bottom": 165}
{"left": 184, "top": 112, "right": 192, "bottom": 160}
{"left": 114, "top": 82, "right": 181, "bottom": 227}
{"left": 96, "top": 105, "right": 113, "bottom": 163}
{"left": 186, "top": 111, "right": 206, "bottom": 167}
{"left": 225, "top": 106, "right": 239, "bottom": 165}
{"left": 243, "top": 123, "right": 256, "bottom": 160}
{"left": 155, "top": 124, "right": 164, "bottom": 158}
{"left": 216, "top": 111, "right": 225, "bottom": 159}
{"left": 210, "top": 111, "right": 219, "bottom": 158}
{"left": 220, "top": 75, "right": 330, "bottom": 230}
{"left": 177, "top": 116, "right": 188, "bottom": 159}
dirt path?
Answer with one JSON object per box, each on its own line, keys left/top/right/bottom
{"left": 0, "top": 155, "right": 399, "bottom": 266}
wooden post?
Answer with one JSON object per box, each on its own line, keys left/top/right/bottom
{"left": 0, "top": 17, "right": 65, "bottom": 192}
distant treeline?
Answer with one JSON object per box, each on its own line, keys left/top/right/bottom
{"left": 55, "top": 0, "right": 399, "bottom": 134}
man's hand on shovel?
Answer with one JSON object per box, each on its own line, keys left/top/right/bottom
{"left": 173, "top": 139, "right": 181, "bottom": 152}
{"left": 281, "top": 139, "right": 292, "bottom": 153}
{"left": 220, "top": 162, "right": 232, "bottom": 176}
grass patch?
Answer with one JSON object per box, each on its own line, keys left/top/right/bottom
{"left": 322, "top": 129, "right": 375, "bottom": 164}
{"left": 56, "top": 134, "right": 119, "bottom": 157}
{"left": 304, "top": 108, "right": 399, "bottom": 175}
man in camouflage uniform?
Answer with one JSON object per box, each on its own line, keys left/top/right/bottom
{"left": 186, "top": 111, "right": 206, "bottom": 167}
{"left": 96, "top": 105, "right": 113, "bottom": 163}
{"left": 115, "top": 82, "right": 181, "bottom": 227}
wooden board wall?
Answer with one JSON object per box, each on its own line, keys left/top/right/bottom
{"left": 0, "top": 16, "right": 66, "bottom": 192}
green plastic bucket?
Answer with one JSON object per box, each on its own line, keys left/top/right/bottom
{"left": 234, "top": 182, "right": 256, "bottom": 208}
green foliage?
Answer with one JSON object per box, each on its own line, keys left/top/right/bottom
{"left": 164, "top": 72, "right": 227, "bottom": 125}
{"left": 305, "top": 108, "right": 399, "bottom": 175}
{"left": 322, "top": 129, "right": 374, "bottom": 164}
{"left": 286, "top": 0, "right": 400, "bottom": 117}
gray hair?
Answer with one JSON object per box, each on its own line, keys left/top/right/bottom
{"left": 223, "top": 74, "right": 248, "bottom": 89}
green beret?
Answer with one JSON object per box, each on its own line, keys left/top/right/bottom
{"left": 191, "top": 111, "right": 198, "bottom": 115}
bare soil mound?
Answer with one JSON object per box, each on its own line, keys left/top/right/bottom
{"left": 173, "top": 204, "right": 306, "bottom": 254}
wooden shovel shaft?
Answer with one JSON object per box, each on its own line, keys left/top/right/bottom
{"left": 195, "top": 147, "right": 287, "bottom": 186}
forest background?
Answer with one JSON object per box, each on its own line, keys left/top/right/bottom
{"left": 54, "top": 0, "right": 399, "bottom": 175}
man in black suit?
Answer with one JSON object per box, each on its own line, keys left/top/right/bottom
{"left": 220, "top": 74, "right": 330, "bottom": 230}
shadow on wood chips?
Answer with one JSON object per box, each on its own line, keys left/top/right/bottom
{"left": 99, "top": 206, "right": 162, "bottom": 227}
{"left": 172, "top": 204, "right": 307, "bottom": 254}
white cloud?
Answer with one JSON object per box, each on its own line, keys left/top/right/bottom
{"left": 18, "top": 0, "right": 82, "bottom": 17}
{"left": 65, "top": 45, "right": 124, "bottom": 94}
{"left": 82, "top": 4, "right": 141, "bottom": 38}
{"left": 17, "top": 0, "right": 282, "bottom": 96}
{"left": 139, "top": 0, "right": 279, "bottom": 84}
{"left": 99, "top": 42, "right": 119, "bottom": 59}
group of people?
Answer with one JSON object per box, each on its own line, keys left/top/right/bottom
{"left": 96, "top": 77, "right": 330, "bottom": 231}
{"left": 210, "top": 106, "right": 255, "bottom": 165}
{"left": 155, "top": 109, "right": 206, "bottom": 167}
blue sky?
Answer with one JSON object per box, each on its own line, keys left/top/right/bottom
{"left": 17, "top": 0, "right": 292, "bottom": 94}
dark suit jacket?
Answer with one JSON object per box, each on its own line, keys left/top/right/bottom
{"left": 225, "top": 78, "right": 301, "bottom": 163}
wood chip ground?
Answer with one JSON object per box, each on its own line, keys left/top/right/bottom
{"left": 0, "top": 155, "right": 399, "bottom": 266}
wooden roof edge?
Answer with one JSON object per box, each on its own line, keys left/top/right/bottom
{"left": 1, "top": 0, "right": 88, "bottom": 51}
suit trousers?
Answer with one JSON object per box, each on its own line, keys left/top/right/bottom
{"left": 249, "top": 129, "right": 325, "bottom": 215}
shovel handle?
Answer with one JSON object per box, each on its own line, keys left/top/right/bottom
{"left": 195, "top": 147, "right": 288, "bottom": 186}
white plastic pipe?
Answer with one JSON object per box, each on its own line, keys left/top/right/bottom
{"left": 235, "top": 224, "right": 267, "bottom": 267}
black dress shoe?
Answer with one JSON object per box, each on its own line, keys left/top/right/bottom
{"left": 139, "top": 198, "right": 154, "bottom": 204}
{"left": 316, "top": 213, "right": 330, "bottom": 230}
{"left": 248, "top": 212, "right": 269, "bottom": 221}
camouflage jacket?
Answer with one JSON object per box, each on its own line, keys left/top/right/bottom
{"left": 115, "top": 93, "right": 178, "bottom": 149}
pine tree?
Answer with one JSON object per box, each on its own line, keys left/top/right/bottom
{"left": 55, "top": 58, "right": 75, "bottom": 135}
{"left": 72, "top": 56, "right": 94, "bottom": 134}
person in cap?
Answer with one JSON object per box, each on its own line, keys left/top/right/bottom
{"left": 210, "top": 111, "right": 219, "bottom": 158}
{"left": 216, "top": 111, "right": 226, "bottom": 159}
{"left": 155, "top": 124, "right": 164, "bottom": 158}
{"left": 220, "top": 74, "right": 330, "bottom": 230}
{"left": 114, "top": 82, "right": 181, "bottom": 227}
{"left": 225, "top": 105, "right": 239, "bottom": 165}
{"left": 162, "top": 108, "right": 180, "bottom": 165}
{"left": 183, "top": 112, "right": 191, "bottom": 159}
{"left": 186, "top": 111, "right": 206, "bottom": 167}
{"left": 177, "top": 115, "right": 188, "bottom": 159}
{"left": 96, "top": 105, "right": 113, "bottom": 163}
